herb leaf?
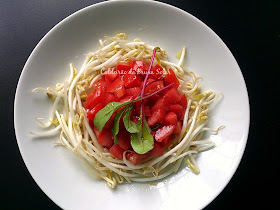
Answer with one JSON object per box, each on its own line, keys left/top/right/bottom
{"left": 123, "top": 105, "right": 139, "bottom": 133}
{"left": 94, "top": 101, "right": 132, "bottom": 132}
{"left": 111, "top": 108, "right": 126, "bottom": 144}
{"left": 130, "top": 117, "right": 154, "bottom": 154}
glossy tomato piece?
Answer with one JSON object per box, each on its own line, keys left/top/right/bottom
{"left": 119, "top": 95, "right": 134, "bottom": 103}
{"left": 84, "top": 82, "right": 105, "bottom": 110}
{"left": 107, "top": 77, "right": 126, "bottom": 98}
{"left": 133, "top": 60, "right": 149, "bottom": 76}
{"left": 92, "top": 77, "right": 106, "bottom": 89}
{"left": 150, "top": 64, "right": 164, "bottom": 79}
{"left": 151, "top": 142, "right": 164, "bottom": 157}
{"left": 109, "top": 144, "right": 125, "bottom": 159}
{"left": 126, "top": 87, "right": 141, "bottom": 98}
{"left": 147, "top": 108, "right": 166, "bottom": 126}
{"left": 117, "top": 130, "right": 131, "bottom": 150}
{"left": 102, "top": 93, "right": 118, "bottom": 106}
{"left": 122, "top": 72, "right": 142, "bottom": 88}
{"left": 98, "top": 128, "right": 114, "bottom": 148}
{"left": 116, "top": 62, "right": 133, "bottom": 72}
{"left": 151, "top": 97, "right": 169, "bottom": 112}
{"left": 164, "top": 69, "right": 180, "bottom": 89}
{"left": 160, "top": 137, "right": 173, "bottom": 148}
{"left": 144, "top": 79, "right": 164, "bottom": 95}
{"left": 173, "top": 121, "right": 182, "bottom": 134}
{"left": 154, "top": 125, "right": 175, "bottom": 142}
{"left": 164, "top": 88, "right": 181, "bottom": 104}
{"left": 170, "top": 104, "right": 183, "bottom": 119}
{"left": 87, "top": 103, "right": 103, "bottom": 121}
{"left": 126, "top": 151, "right": 151, "bottom": 165}
{"left": 104, "top": 68, "right": 118, "bottom": 81}
{"left": 163, "top": 112, "right": 178, "bottom": 125}
{"left": 144, "top": 106, "right": 151, "bottom": 117}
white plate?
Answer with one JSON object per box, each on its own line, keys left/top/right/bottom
{"left": 14, "top": 1, "right": 249, "bottom": 210}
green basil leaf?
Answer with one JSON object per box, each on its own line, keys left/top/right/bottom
{"left": 130, "top": 116, "right": 154, "bottom": 154}
{"left": 111, "top": 108, "right": 126, "bottom": 144}
{"left": 123, "top": 105, "right": 139, "bottom": 133}
{"left": 94, "top": 101, "right": 132, "bottom": 132}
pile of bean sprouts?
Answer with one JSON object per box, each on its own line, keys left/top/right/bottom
{"left": 31, "top": 33, "right": 223, "bottom": 188}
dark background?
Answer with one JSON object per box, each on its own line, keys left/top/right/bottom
{"left": 1, "top": 0, "right": 279, "bottom": 209}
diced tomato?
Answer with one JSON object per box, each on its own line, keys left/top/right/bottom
{"left": 150, "top": 64, "right": 163, "bottom": 79}
{"left": 164, "top": 112, "right": 178, "bottom": 125}
{"left": 117, "top": 130, "right": 131, "bottom": 150}
{"left": 144, "top": 106, "right": 151, "bottom": 117}
{"left": 151, "top": 97, "right": 169, "bottom": 112}
{"left": 151, "top": 142, "right": 164, "bottom": 157}
{"left": 160, "top": 137, "right": 173, "bottom": 148}
{"left": 109, "top": 144, "right": 125, "bottom": 159}
{"left": 154, "top": 125, "right": 175, "bottom": 142}
{"left": 92, "top": 77, "right": 105, "bottom": 89}
{"left": 107, "top": 77, "right": 126, "bottom": 98}
{"left": 102, "top": 93, "right": 118, "bottom": 106}
{"left": 126, "top": 87, "right": 141, "bottom": 98}
{"left": 116, "top": 62, "right": 133, "bottom": 72}
{"left": 147, "top": 108, "right": 166, "bottom": 126}
{"left": 104, "top": 68, "right": 118, "bottom": 81}
{"left": 98, "top": 128, "right": 114, "bottom": 148}
{"left": 133, "top": 60, "right": 149, "bottom": 76}
{"left": 104, "top": 76, "right": 112, "bottom": 89}
{"left": 173, "top": 121, "right": 182, "bottom": 134}
{"left": 93, "top": 125, "right": 100, "bottom": 138}
{"left": 83, "top": 83, "right": 105, "bottom": 110}
{"left": 164, "top": 88, "right": 181, "bottom": 104}
{"left": 122, "top": 71, "right": 142, "bottom": 88}
{"left": 87, "top": 103, "right": 103, "bottom": 121}
{"left": 179, "top": 94, "right": 188, "bottom": 120}
{"left": 170, "top": 104, "right": 183, "bottom": 119}
{"left": 119, "top": 95, "right": 134, "bottom": 103}
{"left": 164, "top": 69, "right": 180, "bottom": 89}
{"left": 126, "top": 151, "right": 151, "bottom": 165}
{"left": 145, "top": 79, "right": 164, "bottom": 95}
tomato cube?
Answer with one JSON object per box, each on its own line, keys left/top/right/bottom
{"left": 122, "top": 72, "right": 142, "bottom": 88}
{"left": 116, "top": 62, "right": 133, "bottom": 72}
{"left": 126, "top": 151, "right": 151, "bottom": 165}
{"left": 109, "top": 144, "right": 125, "bottom": 159}
{"left": 117, "top": 130, "right": 131, "bottom": 150}
{"left": 133, "top": 60, "right": 149, "bottom": 76}
{"left": 145, "top": 79, "right": 164, "bottom": 95}
{"left": 164, "top": 88, "right": 181, "bottom": 104}
{"left": 119, "top": 95, "right": 134, "bottom": 103}
{"left": 104, "top": 68, "right": 118, "bottom": 81}
{"left": 151, "top": 97, "right": 169, "bottom": 112}
{"left": 164, "top": 68, "right": 180, "bottom": 89}
{"left": 150, "top": 64, "right": 164, "bottom": 79}
{"left": 107, "top": 77, "right": 126, "bottom": 98}
{"left": 87, "top": 103, "right": 103, "bottom": 121}
{"left": 126, "top": 87, "right": 141, "bottom": 98}
{"left": 151, "top": 142, "right": 164, "bottom": 157}
{"left": 147, "top": 108, "right": 166, "bottom": 126}
{"left": 83, "top": 83, "right": 105, "bottom": 110}
{"left": 160, "top": 137, "right": 173, "bottom": 148}
{"left": 173, "top": 121, "right": 182, "bottom": 134}
{"left": 154, "top": 125, "right": 175, "bottom": 142}
{"left": 102, "top": 93, "right": 118, "bottom": 106}
{"left": 170, "top": 104, "right": 183, "bottom": 119}
{"left": 164, "top": 112, "right": 178, "bottom": 125}
{"left": 98, "top": 128, "right": 114, "bottom": 148}
{"left": 144, "top": 106, "right": 151, "bottom": 117}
